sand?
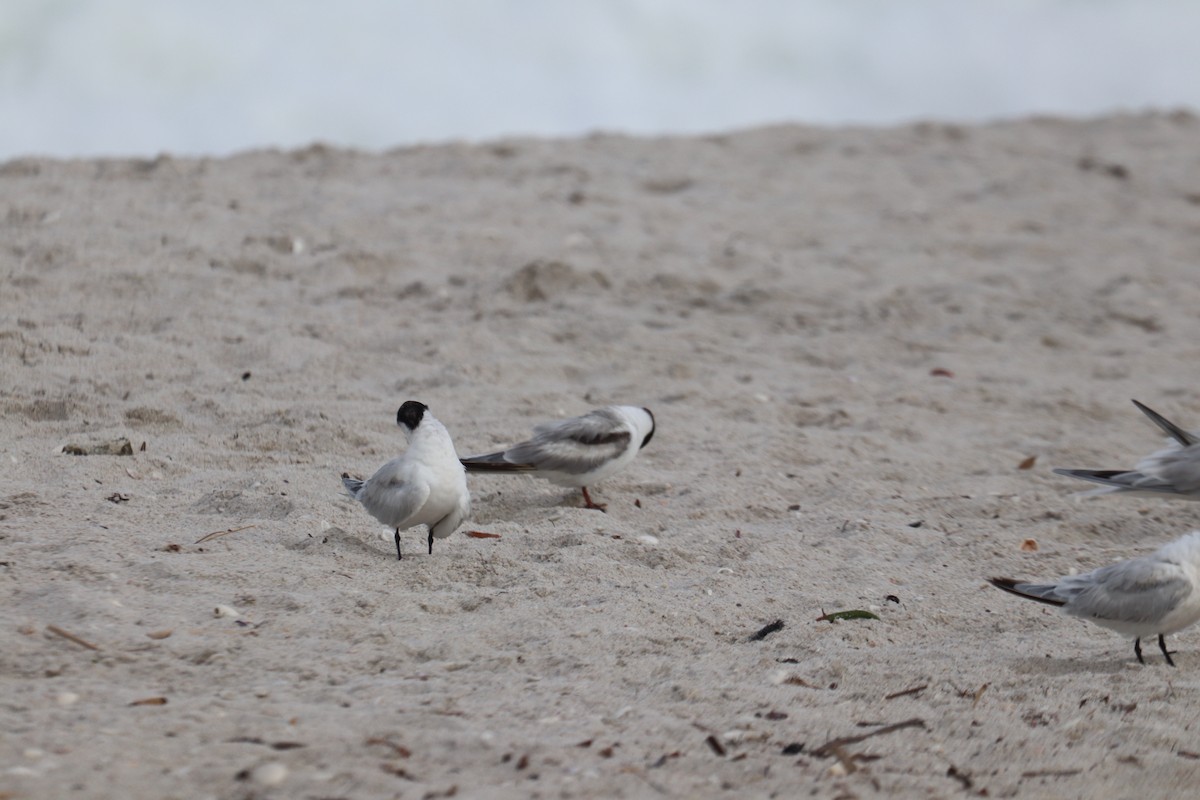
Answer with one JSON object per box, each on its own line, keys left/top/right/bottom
{"left": 5, "top": 112, "right": 1200, "bottom": 798}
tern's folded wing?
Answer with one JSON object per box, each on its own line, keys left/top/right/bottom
{"left": 510, "top": 410, "right": 632, "bottom": 475}
{"left": 359, "top": 472, "right": 431, "bottom": 528}
{"left": 1061, "top": 560, "right": 1192, "bottom": 626}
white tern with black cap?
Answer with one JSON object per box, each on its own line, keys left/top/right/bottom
{"left": 341, "top": 400, "right": 470, "bottom": 559}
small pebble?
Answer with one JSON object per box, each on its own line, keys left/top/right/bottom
{"left": 637, "top": 534, "right": 659, "bottom": 546}
{"left": 253, "top": 762, "right": 288, "bottom": 786}
{"left": 564, "top": 232, "right": 591, "bottom": 249}
{"left": 214, "top": 605, "right": 241, "bottom": 619}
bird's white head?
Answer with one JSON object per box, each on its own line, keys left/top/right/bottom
{"left": 622, "top": 406, "right": 655, "bottom": 450}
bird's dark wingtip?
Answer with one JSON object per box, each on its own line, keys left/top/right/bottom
{"left": 1052, "top": 468, "right": 1134, "bottom": 489}
{"left": 1132, "top": 399, "right": 1197, "bottom": 447}
{"left": 460, "top": 456, "right": 537, "bottom": 473}
{"left": 986, "top": 577, "right": 1067, "bottom": 606}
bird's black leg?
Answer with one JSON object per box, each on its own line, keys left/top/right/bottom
{"left": 428, "top": 528, "right": 434, "bottom": 555}
{"left": 581, "top": 486, "right": 607, "bottom": 512}
{"left": 394, "top": 529, "right": 403, "bottom": 561}
{"left": 1159, "top": 634, "right": 1177, "bottom": 667}
{"left": 1134, "top": 637, "right": 1145, "bottom": 665}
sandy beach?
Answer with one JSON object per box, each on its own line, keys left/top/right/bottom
{"left": 5, "top": 112, "right": 1200, "bottom": 797}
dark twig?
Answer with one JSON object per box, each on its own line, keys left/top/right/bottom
{"left": 45, "top": 625, "right": 100, "bottom": 651}
{"left": 812, "top": 718, "right": 926, "bottom": 757}
{"left": 1021, "top": 769, "right": 1082, "bottom": 780}
{"left": 947, "top": 764, "right": 973, "bottom": 789}
{"left": 885, "top": 684, "right": 928, "bottom": 700}
{"left": 195, "top": 524, "right": 257, "bottom": 545}
{"left": 749, "top": 619, "right": 784, "bottom": 641}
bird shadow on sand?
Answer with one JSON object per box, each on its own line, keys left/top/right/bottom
{"left": 286, "top": 526, "right": 393, "bottom": 559}
{"left": 1008, "top": 655, "right": 1154, "bottom": 676}
{"left": 464, "top": 489, "right": 602, "bottom": 523}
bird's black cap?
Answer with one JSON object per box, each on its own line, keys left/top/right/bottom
{"left": 640, "top": 407, "right": 655, "bottom": 449}
{"left": 397, "top": 401, "right": 428, "bottom": 430}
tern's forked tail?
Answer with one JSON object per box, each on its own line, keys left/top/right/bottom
{"left": 341, "top": 472, "right": 364, "bottom": 497}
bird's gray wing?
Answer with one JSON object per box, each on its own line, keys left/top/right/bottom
{"left": 358, "top": 469, "right": 430, "bottom": 528}
{"left": 1058, "top": 559, "right": 1192, "bottom": 626}
{"left": 506, "top": 408, "right": 632, "bottom": 475}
